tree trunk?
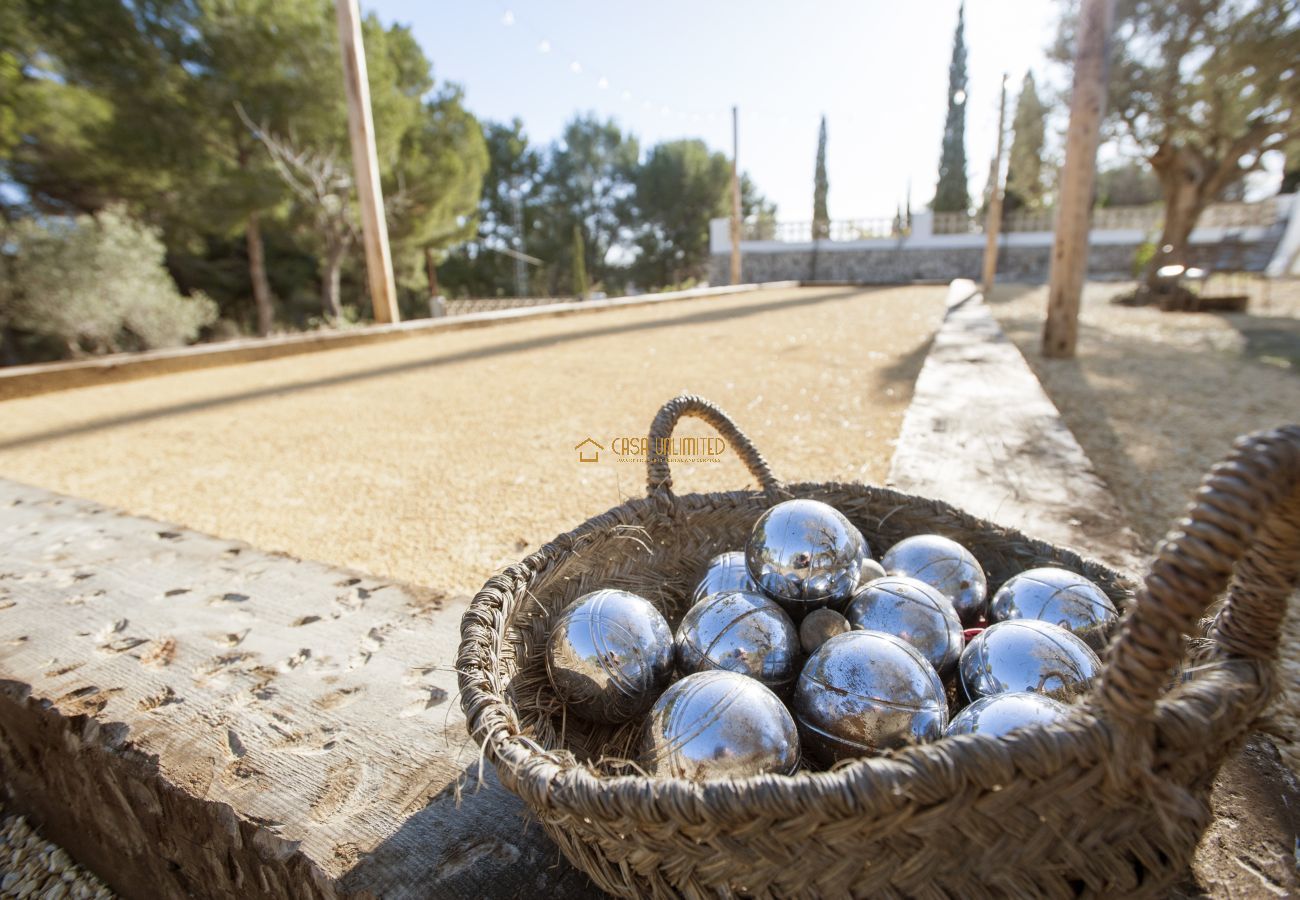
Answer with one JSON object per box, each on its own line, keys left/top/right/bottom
{"left": 1145, "top": 145, "right": 1211, "bottom": 292}
{"left": 321, "top": 244, "right": 345, "bottom": 321}
{"left": 246, "top": 212, "right": 275, "bottom": 337}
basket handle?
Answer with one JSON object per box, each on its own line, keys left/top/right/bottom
{"left": 1096, "top": 426, "right": 1300, "bottom": 723}
{"left": 645, "top": 395, "right": 784, "bottom": 499}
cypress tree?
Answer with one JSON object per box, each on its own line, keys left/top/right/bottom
{"left": 933, "top": 3, "right": 970, "bottom": 212}
{"left": 571, "top": 223, "right": 588, "bottom": 299}
{"left": 812, "top": 116, "right": 829, "bottom": 239}
{"left": 1003, "top": 71, "right": 1047, "bottom": 213}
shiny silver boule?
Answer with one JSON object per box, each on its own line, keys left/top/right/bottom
{"left": 691, "top": 551, "right": 757, "bottom": 604}
{"left": 845, "top": 576, "right": 964, "bottom": 680}
{"left": 545, "top": 589, "right": 674, "bottom": 724}
{"left": 675, "top": 590, "right": 799, "bottom": 692}
{"left": 800, "top": 608, "right": 851, "bottom": 655}
{"left": 793, "top": 630, "right": 948, "bottom": 765}
{"left": 640, "top": 670, "right": 800, "bottom": 780}
{"left": 959, "top": 619, "right": 1102, "bottom": 701}
{"left": 746, "top": 499, "right": 870, "bottom": 618}
{"left": 881, "top": 534, "right": 988, "bottom": 626}
{"left": 989, "top": 567, "right": 1119, "bottom": 650}
{"left": 859, "top": 557, "right": 887, "bottom": 583}
{"left": 944, "top": 691, "right": 1071, "bottom": 737}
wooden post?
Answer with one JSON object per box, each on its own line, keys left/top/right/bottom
{"left": 981, "top": 74, "right": 1009, "bottom": 295}
{"left": 1042, "top": 0, "right": 1115, "bottom": 358}
{"left": 335, "top": 0, "right": 400, "bottom": 324}
{"left": 730, "top": 105, "right": 742, "bottom": 285}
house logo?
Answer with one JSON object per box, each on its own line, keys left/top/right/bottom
{"left": 572, "top": 435, "right": 725, "bottom": 464}
{"left": 575, "top": 437, "right": 604, "bottom": 463}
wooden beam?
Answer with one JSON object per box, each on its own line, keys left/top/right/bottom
{"left": 730, "top": 105, "right": 742, "bottom": 285}
{"left": 335, "top": 0, "right": 400, "bottom": 325}
{"left": 981, "top": 74, "right": 1009, "bottom": 295}
{"left": 1042, "top": 0, "right": 1116, "bottom": 358}
{"left": 0, "top": 478, "right": 598, "bottom": 898}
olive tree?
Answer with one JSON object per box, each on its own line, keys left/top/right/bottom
{"left": 1062, "top": 0, "right": 1300, "bottom": 292}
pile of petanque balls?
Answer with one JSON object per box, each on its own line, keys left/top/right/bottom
{"left": 544, "top": 498, "right": 1119, "bottom": 781}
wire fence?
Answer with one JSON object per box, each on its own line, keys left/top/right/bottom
{"left": 743, "top": 217, "right": 905, "bottom": 242}
{"left": 780, "top": 198, "right": 1283, "bottom": 239}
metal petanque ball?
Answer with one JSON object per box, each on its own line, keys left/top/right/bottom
{"left": 640, "top": 670, "right": 800, "bottom": 780}
{"left": 989, "top": 567, "right": 1119, "bottom": 650}
{"left": 881, "top": 534, "right": 989, "bottom": 626}
{"left": 545, "top": 589, "right": 674, "bottom": 724}
{"left": 944, "top": 691, "right": 1071, "bottom": 738}
{"left": 793, "top": 630, "right": 948, "bottom": 766}
{"left": 675, "top": 589, "right": 800, "bottom": 692}
{"left": 859, "top": 557, "right": 887, "bottom": 583}
{"left": 746, "top": 498, "right": 870, "bottom": 618}
{"left": 800, "top": 608, "right": 851, "bottom": 655}
{"left": 845, "top": 576, "right": 964, "bottom": 680}
{"left": 959, "top": 619, "right": 1102, "bottom": 702}
{"left": 691, "top": 551, "right": 758, "bottom": 604}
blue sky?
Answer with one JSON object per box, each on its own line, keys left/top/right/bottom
{"left": 369, "top": 1, "right": 1066, "bottom": 220}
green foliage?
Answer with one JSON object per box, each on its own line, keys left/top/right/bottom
{"left": 571, "top": 222, "right": 588, "bottom": 299}
{"left": 387, "top": 84, "right": 488, "bottom": 291}
{"left": 630, "top": 140, "right": 730, "bottom": 287}
{"left": 1057, "top": 0, "right": 1299, "bottom": 280}
{"left": 1095, "top": 161, "right": 1162, "bottom": 207}
{"left": 539, "top": 115, "right": 639, "bottom": 293}
{"left": 2, "top": 0, "right": 486, "bottom": 331}
{"left": 933, "top": 2, "right": 970, "bottom": 212}
{"left": 1, "top": 206, "right": 217, "bottom": 356}
{"left": 813, "top": 117, "right": 829, "bottom": 238}
{"left": 1131, "top": 238, "right": 1158, "bottom": 278}
{"left": 1003, "top": 72, "right": 1047, "bottom": 213}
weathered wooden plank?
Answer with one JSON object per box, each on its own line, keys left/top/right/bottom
{"left": 0, "top": 282, "right": 798, "bottom": 403}
{"left": 0, "top": 478, "right": 596, "bottom": 899}
{"left": 889, "top": 280, "right": 1146, "bottom": 573}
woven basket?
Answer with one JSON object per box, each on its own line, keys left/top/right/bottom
{"left": 458, "top": 395, "right": 1300, "bottom": 898}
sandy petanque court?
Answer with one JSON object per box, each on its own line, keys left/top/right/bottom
{"left": 0, "top": 285, "right": 944, "bottom": 598}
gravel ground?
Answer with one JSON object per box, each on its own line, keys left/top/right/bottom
{"left": 987, "top": 279, "right": 1300, "bottom": 771}
{"left": 0, "top": 804, "right": 112, "bottom": 899}
{"left": 0, "top": 285, "right": 943, "bottom": 599}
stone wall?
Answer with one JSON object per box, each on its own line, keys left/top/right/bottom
{"left": 709, "top": 234, "right": 1281, "bottom": 286}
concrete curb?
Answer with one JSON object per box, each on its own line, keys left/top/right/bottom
{"left": 887, "top": 279, "right": 1145, "bottom": 573}
{"left": 0, "top": 281, "right": 799, "bottom": 403}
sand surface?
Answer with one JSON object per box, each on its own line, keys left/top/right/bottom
{"left": 0, "top": 285, "right": 943, "bottom": 597}
{"left": 988, "top": 280, "right": 1300, "bottom": 771}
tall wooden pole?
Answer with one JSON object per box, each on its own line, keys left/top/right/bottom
{"left": 335, "top": 0, "right": 400, "bottom": 324}
{"left": 730, "top": 105, "right": 742, "bottom": 285}
{"left": 981, "top": 74, "right": 1009, "bottom": 295}
{"left": 1042, "top": 0, "right": 1115, "bottom": 358}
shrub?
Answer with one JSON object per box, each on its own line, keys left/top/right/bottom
{"left": 1131, "top": 237, "right": 1158, "bottom": 279}
{"left": 0, "top": 206, "right": 217, "bottom": 357}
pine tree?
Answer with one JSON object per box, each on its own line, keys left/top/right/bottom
{"left": 571, "top": 222, "right": 589, "bottom": 299}
{"left": 933, "top": 3, "right": 970, "bottom": 212}
{"left": 1003, "top": 71, "right": 1047, "bottom": 213}
{"left": 812, "top": 116, "right": 829, "bottom": 239}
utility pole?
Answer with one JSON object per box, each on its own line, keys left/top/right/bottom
{"left": 335, "top": 0, "right": 400, "bottom": 324}
{"left": 730, "top": 105, "right": 742, "bottom": 285}
{"left": 981, "top": 73, "right": 1009, "bottom": 295}
{"left": 1042, "top": 0, "right": 1115, "bottom": 358}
